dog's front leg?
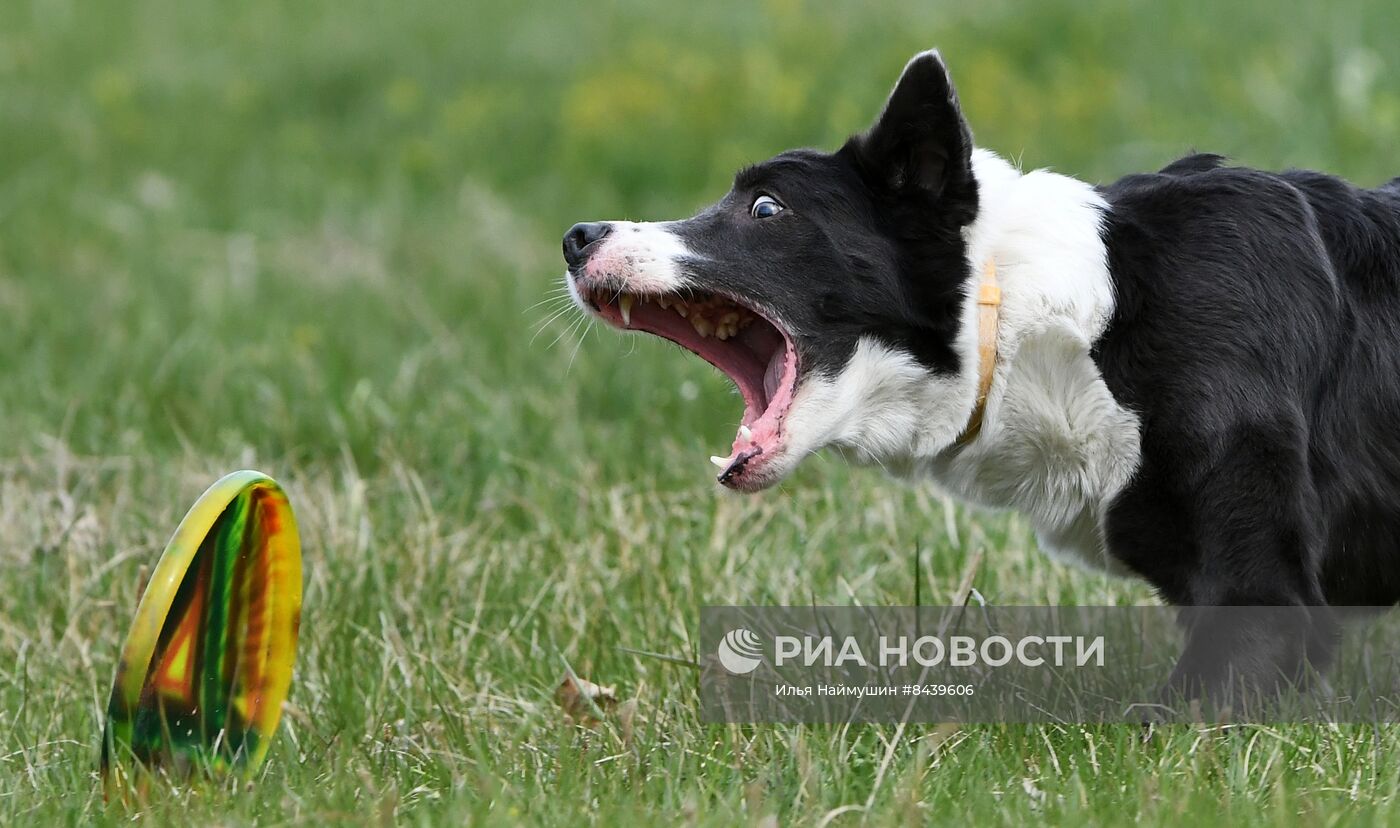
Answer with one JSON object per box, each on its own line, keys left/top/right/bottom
{"left": 1114, "top": 420, "right": 1339, "bottom": 713}
{"left": 1165, "top": 605, "right": 1338, "bottom": 716}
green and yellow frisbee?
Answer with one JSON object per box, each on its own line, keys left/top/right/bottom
{"left": 101, "top": 470, "right": 303, "bottom": 792}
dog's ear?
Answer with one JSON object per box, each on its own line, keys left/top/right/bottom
{"left": 852, "top": 50, "right": 974, "bottom": 205}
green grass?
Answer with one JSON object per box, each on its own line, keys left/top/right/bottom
{"left": 4, "top": 0, "right": 1400, "bottom": 823}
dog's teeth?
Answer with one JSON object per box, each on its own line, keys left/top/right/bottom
{"left": 674, "top": 303, "right": 688, "bottom": 318}
{"left": 657, "top": 296, "right": 670, "bottom": 309}
{"left": 710, "top": 455, "right": 730, "bottom": 469}
{"left": 691, "top": 317, "right": 714, "bottom": 338}
{"left": 619, "top": 294, "right": 634, "bottom": 327}
{"left": 739, "top": 425, "right": 753, "bottom": 441}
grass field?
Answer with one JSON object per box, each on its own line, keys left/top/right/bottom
{"left": 5, "top": 0, "right": 1400, "bottom": 824}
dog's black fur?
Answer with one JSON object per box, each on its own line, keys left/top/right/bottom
{"left": 566, "top": 50, "right": 1400, "bottom": 697}
{"left": 1095, "top": 155, "right": 1400, "bottom": 691}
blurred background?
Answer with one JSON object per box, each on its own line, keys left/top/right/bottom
{"left": 3, "top": 0, "right": 1397, "bottom": 471}
{"left": 4, "top": 0, "right": 1400, "bottom": 822}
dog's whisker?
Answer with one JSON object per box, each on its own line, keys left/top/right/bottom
{"left": 529, "top": 307, "right": 583, "bottom": 346}
{"left": 527, "top": 302, "right": 574, "bottom": 326}
{"left": 565, "top": 318, "right": 595, "bottom": 375}
{"left": 522, "top": 293, "right": 573, "bottom": 314}
{"left": 529, "top": 305, "right": 576, "bottom": 337}
{"left": 531, "top": 298, "right": 575, "bottom": 318}
{"left": 546, "top": 312, "right": 587, "bottom": 351}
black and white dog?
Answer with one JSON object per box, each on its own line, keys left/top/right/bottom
{"left": 562, "top": 50, "right": 1400, "bottom": 695}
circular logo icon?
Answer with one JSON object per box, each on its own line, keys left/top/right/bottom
{"left": 717, "top": 628, "right": 764, "bottom": 674}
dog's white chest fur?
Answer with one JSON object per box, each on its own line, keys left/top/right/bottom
{"left": 930, "top": 151, "right": 1141, "bottom": 573}
{"left": 926, "top": 325, "right": 1141, "bottom": 574}
{"left": 799, "top": 150, "right": 1143, "bottom": 575}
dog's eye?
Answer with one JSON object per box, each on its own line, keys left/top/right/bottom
{"left": 750, "top": 195, "right": 784, "bottom": 219}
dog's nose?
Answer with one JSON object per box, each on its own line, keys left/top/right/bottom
{"left": 563, "top": 222, "right": 612, "bottom": 268}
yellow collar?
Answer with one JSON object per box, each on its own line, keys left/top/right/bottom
{"left": 955, "top": 259, "right": 1000, "bottom": 446}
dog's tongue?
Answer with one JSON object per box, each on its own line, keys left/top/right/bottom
{"left": 764, "top": 349, "right": 784, "bottom": 402}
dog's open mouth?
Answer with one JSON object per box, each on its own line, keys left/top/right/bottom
{"left": 578, "top": 284, "right": 798, "bottom": 486}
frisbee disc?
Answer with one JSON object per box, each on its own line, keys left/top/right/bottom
{"left": 101, "top": 470, "right": 302, "bottom": 789}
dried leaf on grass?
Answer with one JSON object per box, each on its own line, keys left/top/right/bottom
{"left": 554, "top": 670, "right": 618, "bottom": 726}
{"left": 554, "top": 658, "right": 646, "bottom": 742}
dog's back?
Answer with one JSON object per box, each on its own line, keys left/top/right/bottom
{"left": 1095, "top": 157, "right": 1400, "bottom": 605}
{"left": 1283, "top": 168, "right": 1400, "bottom": 603}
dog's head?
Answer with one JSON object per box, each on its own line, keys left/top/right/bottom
{"left": 563, "top": 50, "right": 984, "bottom": 491}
